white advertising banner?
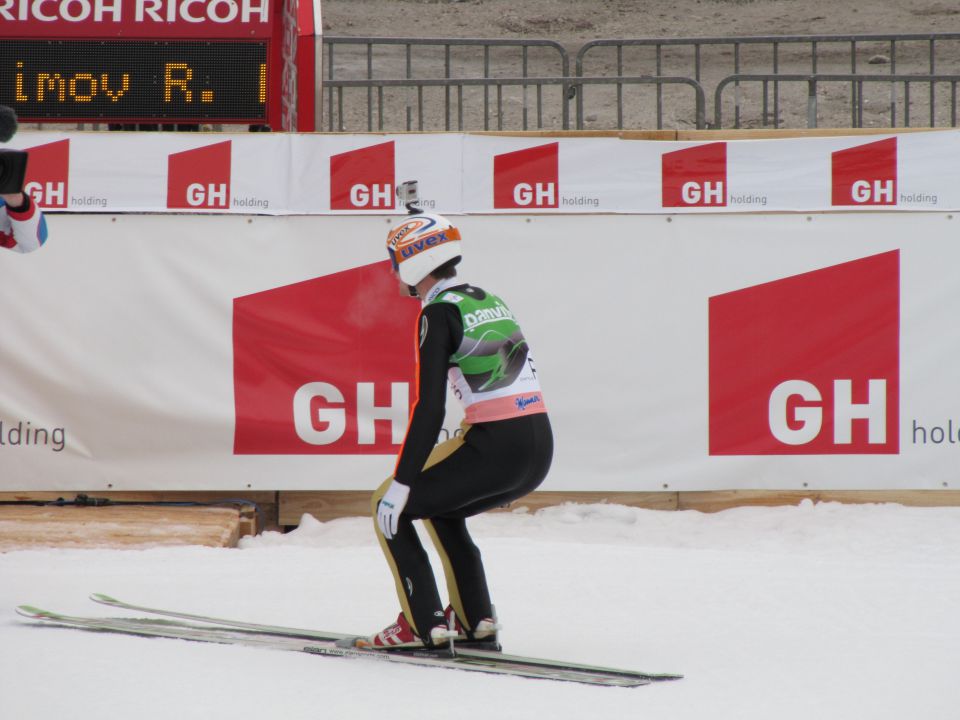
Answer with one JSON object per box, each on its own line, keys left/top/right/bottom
{"left": 1, "top": 212, "right": 958, "bottom": 491}
{"left": 6, "top": 129, "right": 960, "bottom": 214}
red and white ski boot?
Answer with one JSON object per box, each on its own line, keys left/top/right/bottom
{"left": 355, "top": 612, "right": 454, "bottom": 650}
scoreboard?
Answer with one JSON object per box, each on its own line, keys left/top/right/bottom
{"left": 0, "top": 0, "right": 281, "bottom": 125}
{"left": 3, "top": 40, "right": 268, "bottom": 121}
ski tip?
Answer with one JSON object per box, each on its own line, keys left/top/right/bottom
{"left": 90, "top": 593, "right": 119, "bottom": 604}
{"left": 644, "top": 673, "right": 684, "bottom": 682}
{"left": 15, "top": 605, "right": 56, "bottom": 619}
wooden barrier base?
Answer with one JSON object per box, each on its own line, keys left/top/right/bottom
{"left": 3, "top": 490, "right": 959, "bottom": 543}
{"left": 0, "top": 505, "right": 243, "bottom": 551}
{"left": 279, "top": 490, "right": 679, "bottom": 525}
{"left": 276, "top": 489, "right": 960, "bottom": 526}
{"left": 675, "top": 489, "right": 960, "bottom": 513}
{"left": 0, "top": 492, "right": 275, "bottom": 536}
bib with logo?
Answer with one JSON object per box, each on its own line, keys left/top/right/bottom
{"left": 430, "top": 285, "right": 546, "bottom": 423}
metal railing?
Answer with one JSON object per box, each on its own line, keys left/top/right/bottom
{"left": 321, "top": 33, "right": 960, "bottom": 131}
{"left": 714, "top": 73, "right": 960, "bottom": 129}
{"left": 576, "top": 34, "right": 960, "bottom": 85}
{"left": 324, "top": 75, "right": 706, "bottom": 131}
{"left": 323, "top": 36, "right": 570, "bottom": 131}
{"left": 575, "top": 33, "right": 960, "bottom": 129}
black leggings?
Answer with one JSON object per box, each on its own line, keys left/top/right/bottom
{"left": 372, "top": 413, "right": 553, "bottom": 640}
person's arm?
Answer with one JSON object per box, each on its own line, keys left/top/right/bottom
{"left": 376, "top": 301, "right": 462, "bottom": 539}
{"left": 393, "top": 302, "right": 462, "bottom": 489}
{"left": 1, "top": 194, "right": 48, "bottom": 253}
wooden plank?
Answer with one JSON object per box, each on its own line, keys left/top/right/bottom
{"left": 617, "top": 130, "right": 678, "bottom": 141}
{"left": 279, "top": 490, "right": 679, "bottom": 525}
{"left": 495, "top": 491, "right": 679, "bottom": 513}
{"left": 9, "top": 489, "right": 957, "bottom": 534}
{"left": 0, "top": 506, "right": 241, "bottom": 551}
{"left": 0, "top": 491, "right": 278, "bottom": 534}
{"left": 470, "top": 128, "right": 945, "bottom": 141}
{"left": 281, "top": 489, "right": 960, "bottom": 526}
{"left": 280, "top": 491, "right": 372, "bottom": 525}
{"left": 677, "top": 489, "right": 960, "bottom": 513}
{"left": 676, "top": 127, "right": 949, "bottom": 141}
{"left": 471, "top": 130, "right": 677, "bottom": 140}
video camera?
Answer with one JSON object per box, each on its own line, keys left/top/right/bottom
{"left": 0, "top": 150, "right": 28, "bottom": 195}
{"left": 396, "top": 180, "right": 422, "bottom": 214}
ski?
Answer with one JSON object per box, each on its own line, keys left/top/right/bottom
{"left": 17, "top": 606, "right": 326, "bottom": 650}
{"left": 88, "top": 593, "right": 682, "bottom": 683}
{"left": 90, "top": 593, "right": 349, "bottom": 641}
{"left": 16, "top": 605, "right": 663, "bottom": 687}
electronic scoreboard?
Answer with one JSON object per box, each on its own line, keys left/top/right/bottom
{"left": 1, "top": 0, "right": 280, "bottom": 124}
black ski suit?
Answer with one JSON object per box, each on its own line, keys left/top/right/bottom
{"left": 372, "top": 282, "right": 553, "bottom": 641}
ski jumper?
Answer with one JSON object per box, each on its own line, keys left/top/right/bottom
{"left": 372, "top": 278, "right": 553, "bottom": 640}
{"left": 1, "top": 195, "right": 48, "bottom": 253}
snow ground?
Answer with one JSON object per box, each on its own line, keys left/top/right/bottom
{"left": 2, "top": 501, "right": 958, "bottom": 720}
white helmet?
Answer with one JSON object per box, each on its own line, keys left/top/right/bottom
{"left": 385, "top": 213, "right": 462, "bottom": 286}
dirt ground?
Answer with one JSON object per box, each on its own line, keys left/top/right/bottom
{"left": 322, "top": 0, "right": 960, "bottom": 44}
{"left": 319, "top": 1, "right": 960, "bottom": 130}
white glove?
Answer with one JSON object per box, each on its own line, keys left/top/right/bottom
{"left": 377, "top": 481, "right": 411, "bottom": 540}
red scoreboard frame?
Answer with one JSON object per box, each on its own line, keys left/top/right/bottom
{"left": 0, "top": 0, "right": 285, "bottom": 127}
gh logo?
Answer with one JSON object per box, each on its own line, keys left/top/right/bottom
{"left": 349, "top": 183, "right": 393, "bottom": 209}
{"left": 768, "top": 379, "right": 887, "bottom": 445}
{"left": 513, "top": 182, "right": 556, "bottom": 207}
{"left": 680, "top": 181, "right": 724, "bottom": 205}
{"left": 186, "top": 183, "right": 228, "bottom": 208}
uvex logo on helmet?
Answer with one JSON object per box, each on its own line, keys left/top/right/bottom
{"left": 385, "top": 212, "right": 463, "bottom": 286}
{"left": 388, "top": 216, "right": 437, "bottom": 249}
{"left": 389, "top": 219, "right": 460, "bottom": 265}
{"left": 709, "top": 251, "right": 900, "bottom": 455}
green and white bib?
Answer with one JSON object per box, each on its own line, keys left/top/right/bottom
{"left": 429, "top": 282, "right": 546, "bottom": 423}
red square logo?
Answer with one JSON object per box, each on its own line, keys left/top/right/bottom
{"left": 167, "top": 141, "right": 232, "bottom": 210}
{"left": 831, "top": 138, "right": 897, "bottom": 206}
{"left": 233, "top": 261, "right": 419, "bottom": 454}
{"left": 709, "top": 251, "right": 900, "bottom": 455}
{"left": 662, "top": 142, "right": 727, "bottom": 208}
{"left": 493, "top": 142, "right": 559, "bottom": 209}
{"left": 23, "top": 139, "right": 69, "bottom": 209}
{"left": 329, "top": 141, "right": 396, "bottom": 210}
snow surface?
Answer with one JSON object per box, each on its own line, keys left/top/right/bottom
{"left": 2, "top": 501, "right": 959, "bottom": 719}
